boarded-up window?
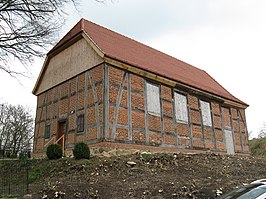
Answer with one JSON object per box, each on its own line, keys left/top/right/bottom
{"left": 77, "top": 114, "right": 84, "bottom": 132}
{"left": 147, "top": 82, "right": 161, "bottom": 116}
{"left": 44, "top": 125, "right": 50, "bottom": 139}
{"left": 174, "top": 92, "right": 188, "bottom": 123}
{"left": 200, "top": 100, "right": 212, "bottom": 126}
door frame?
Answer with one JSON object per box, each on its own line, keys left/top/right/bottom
{"left": 224, "top": 128, "right": 235, "bottom": 155}
{"left": 57, "top": 119, "right": 67, "bottom": 152}
{"left": 221, "top": 106, "right": 235, "bottom": 155}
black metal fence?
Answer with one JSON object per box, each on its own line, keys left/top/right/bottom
{"left": 0, "top": 151, "right": 30, "bottom": 198}
{"left": 0, "top": 148, "right": 31, "bottom": 159}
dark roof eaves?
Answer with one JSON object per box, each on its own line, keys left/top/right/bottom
{"left": 47, "top": 30, "right": 83, "bottom": 56}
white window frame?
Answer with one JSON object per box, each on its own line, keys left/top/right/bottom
{"left": 200, "top": 100, "right": 212, "bottom": 127}
{"left": 174, "top": 92, "right": 188, "bottom": 123}
{"left": 146, "top": 82, "right": 161, "bottom": 116}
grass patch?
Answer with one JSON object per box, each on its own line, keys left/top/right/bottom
{"left": 28, "top": 164, "right": 44, "bottom": 184}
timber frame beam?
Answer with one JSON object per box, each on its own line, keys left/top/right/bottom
{"left": 103, "top": 57, "right": 247, "bottom": 109}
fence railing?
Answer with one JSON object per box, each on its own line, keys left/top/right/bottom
{"left": 44, "top": 136, "right": 55, "bottom": 147}
{"left": 0, "top": 158, "right": 29, "bottom": 197}
{"left": 44, "top": 135, "right": 65, "bottom": 155}
{"left": 55, "top": 135, "right": 65, "bottom": 155}
{"left": 0, "top": 148, "right": 31, "bottom": 159}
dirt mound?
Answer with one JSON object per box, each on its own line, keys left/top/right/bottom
{"left": 30, "top": 152, "right": 266, "bottom": 199}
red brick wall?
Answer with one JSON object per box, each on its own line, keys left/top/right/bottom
{"left": 212, "top": 102, "right": 223, "bottom": 151}
{"left": 105, "top": 65, "right": 249, "bottom": 154}
{"left": 108, "top": 67, "right": 129, "bottom": 140}
{"left": 86, "top": 65, "right": 104, "bottom": 141}
{"left": 222, "top": 107, "right": 231, "bottom": 127}
{"left": 33, "top": 64, "right": 104, "bottom": 153}
{"left": 189, "top": 96, "right": 204, "bottom": 149}
{"left": 33, "top": 63, "right": 249, "bottom": 155}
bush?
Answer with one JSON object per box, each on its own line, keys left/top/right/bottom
{"left": 73, "top": 142, "right": 90, "bottom": 159}
{"left": 249, "top": 137, "right": 266, "bottom": 156}
{"left": 46, "top": 144, "right": 62, "bottom": 159}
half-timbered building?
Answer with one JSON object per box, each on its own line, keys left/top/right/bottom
{"left": 32, "top": 19, "right": 249, "bottom": 156}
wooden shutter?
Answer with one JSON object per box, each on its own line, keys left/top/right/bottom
{"left": 200, "top": 100, "right": 212, "bottom": 126}
{"left": 147, "top": 82, "right": 161, "bottom": 116}
{"left": 174, "top": 92, "right": 188, "bottom": 122}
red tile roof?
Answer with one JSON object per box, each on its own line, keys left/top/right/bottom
{"left": 49, "top": 18, "right": 247, "bottom": 106}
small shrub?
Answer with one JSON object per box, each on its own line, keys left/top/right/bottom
{"left": 46, "top": 144, "right": 62, "bottom": 160}
{"left": 140, "top": 151, "right": 153, "bottom": 161}
{"left": 73, "top": 142, "right": 90, "bottom": 159}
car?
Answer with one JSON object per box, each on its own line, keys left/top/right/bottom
{"left": 217, "top": 179, "right": 266, "bottom": 199}
{"left": 251, "top": 179, "right": 266, "bottom": 185}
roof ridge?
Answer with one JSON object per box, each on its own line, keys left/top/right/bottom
{"left": 49, "top": 18, "right": 207, "bottom": 75}
{"left": 82, "top": 19, "right": 205, "bottom": 73}
{"left": 48, "top": 18, "right": 84, "bottom": 54}
{"left": 81, "top": 19, "right": 247, "bottom": 106}
{"left": 81, "top": 18, "right": 85, "bottom": 30}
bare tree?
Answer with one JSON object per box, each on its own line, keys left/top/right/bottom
{"left": 0, "top": 0, "right": 78, "bottom": 76}
{"left": 0, "top": 103, "right": 33, "bottom": 158}
{"left": 258, "top": 122, "right": 266, "bottom": 138}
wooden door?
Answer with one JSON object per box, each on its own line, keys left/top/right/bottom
{"left": 57, "top": 120, "right": 67, "bottom": 151}
{"left": 224, "top": 129, "right": 235, "bottom": 155}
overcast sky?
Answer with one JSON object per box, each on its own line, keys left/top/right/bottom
{"left": 1, "top": 0, "right": 265, "bottom": 138}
